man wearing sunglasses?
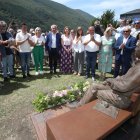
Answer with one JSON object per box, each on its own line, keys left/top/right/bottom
{"left": 131, "top": 20, "right": 140, "bottom": 38}
{"left": 113, "top": 26, "right": 136, "bottom": 78}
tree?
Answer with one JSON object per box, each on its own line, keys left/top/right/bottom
{"left": 100, "top": 9, "right": 117, "bottom": 29}
{"left": 91, "top": 9, "right": 118, "bottom": 29}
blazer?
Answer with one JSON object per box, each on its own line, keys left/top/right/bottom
{"left": 0, "top": 32, "right": 13, "bottom": 57}
{"left": 45, "top": 32, "right": 61, "bottom": 51}
{"left": 114, "top": 35, "right": 136, "bottom": 60}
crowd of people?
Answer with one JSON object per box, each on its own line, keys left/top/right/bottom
{"left": 0, "top": 19, "right": 140, "bottom": 83}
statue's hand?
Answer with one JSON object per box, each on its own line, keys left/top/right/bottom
{"left": 106, "top": 78, "right": 113, "bottom": 82}
{"left": 102, "top": 81, "right": 108, "bottom": 85}
{"left": 104, "top": 78, "right": 113, "bottom": 86}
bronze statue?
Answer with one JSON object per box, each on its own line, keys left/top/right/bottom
{"left": 68, "top": 45, "right": 140, "bottom": 109}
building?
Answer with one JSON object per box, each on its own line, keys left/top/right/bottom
{"left": 120, "top": 9, "right": 140, "bottom": 21}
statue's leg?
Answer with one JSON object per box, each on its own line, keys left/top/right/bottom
{"left": 78, "top": 83, "right": 110, "bottom": 106}
{"left": 78, "top": 85, "right": 97, "bottom": 106}
{"left": 67, "top": 83, "right": 110, "bottom": 109}
{"left": 97, "top": 90, "right": 131, "bottom": 109}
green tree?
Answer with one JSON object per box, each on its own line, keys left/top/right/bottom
{"left": 100, "top": 9, "right": 117, "bottom": 29}
{"left": 91, "top": 9, "right": 118, "bottom": 29}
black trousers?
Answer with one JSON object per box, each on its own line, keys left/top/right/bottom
{"left": 114, "top": 55, "right": 131, "bottom": 78}
{"left": 48, "top": 48, "right": 59, "bottom": 72}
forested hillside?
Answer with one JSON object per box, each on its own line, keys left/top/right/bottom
{"left": 0, "top": 0, "right": 94, "bottom": 32}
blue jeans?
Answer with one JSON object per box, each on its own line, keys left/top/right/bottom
{"left": 86, "top": 51, "right": 97, "bottom": 77}
{"left": 20, "top": 52, "right": 31, "bottom": 75}
{"left": 2, "top": 54, "right": 14, "bottom": 78}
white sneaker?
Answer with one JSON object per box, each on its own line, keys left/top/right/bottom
{"left": 92, "top": 77, "right": 95, "bottom": 81}
{"left": 40, "top": 71, "right": 44, "bottom": 75}
{"left": 35, "top": 72, "right": 39, "bottom": 75}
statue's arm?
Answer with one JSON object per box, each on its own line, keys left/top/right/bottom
{"left": 110, "top": 72, "right": 140, "bottom": 93}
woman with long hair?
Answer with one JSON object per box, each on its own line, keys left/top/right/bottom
{"left": 60, "top": 26, "right": 73, "bottom": 73}
{"left": 73, "top": 26, "right": 85, "bottom": 76}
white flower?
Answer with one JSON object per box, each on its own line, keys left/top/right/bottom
{"left": 84, "top": 81, "right": 90, "bottom": 86}
{"left": 83, "top": 87, "right": 88, "bottom": 92}
{"left": 53, "top": 91, "right": 59, "bottom": 97}
{"left": 61, "top": 90, "right": 67, "bottom": 96}
{"left": 58, "top": 93, "right": 63, "bottom": 97}
{"left": 74, "top": 86, "right": 79, "bottom": 91}
{"left": 44, "top": 96, "right": 48, "bottom": 101}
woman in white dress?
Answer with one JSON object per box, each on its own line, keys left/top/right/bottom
{"left": 73, "top": 26, "right": 85, "bottom": 76}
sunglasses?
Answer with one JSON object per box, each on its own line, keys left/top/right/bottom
{"left": 123, "top": 30, "right": 129, "bottom": 33}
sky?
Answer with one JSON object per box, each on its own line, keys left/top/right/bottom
{"left": 51, "top": 0, "right": 140, "bottom": 20}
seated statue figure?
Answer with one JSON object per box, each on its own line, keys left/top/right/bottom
{"left": 68, "top": 45, "right": 140, "bottom": 109}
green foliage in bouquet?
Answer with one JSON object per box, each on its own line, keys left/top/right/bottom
{"left": 32, "top": 93, "right": 49, "bottom": 112}
{"left": 32, "top": 81, "right": 90, "bottom": 112}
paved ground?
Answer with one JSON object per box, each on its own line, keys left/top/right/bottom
{"left": 105, "top": 114, "right": 140, "bottom": 140}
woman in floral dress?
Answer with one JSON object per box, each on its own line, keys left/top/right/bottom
{"left": 98, "top": 27, "right": 115, "bottom": 80}
{"left": 60, "top": 26, "right": 73, "bottom": 73}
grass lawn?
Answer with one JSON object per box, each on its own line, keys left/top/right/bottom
{"left": 0, "top": 66, "right": 113, "bottom": 140}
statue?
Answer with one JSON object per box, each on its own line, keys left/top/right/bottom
{"left": 68, "top": 45, "right": 140, "bottom": 109}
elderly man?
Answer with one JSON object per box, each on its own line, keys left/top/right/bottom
{"left": 0, "top": 21, "right": 15, "bottom": 82}
{"left": 45, "top": 25, "right": 61, "bottom": 74}
{"left": 131, "top": 20, "right": 140, "bottom": 38}
{"left": 68, "top": 44, "right": 140, "bottom": 109}
{"left": 114, "top": 26, "right": 136, "bottom": 78}
{"left": 84, "top": 26, "right": 101, "bottom": 81}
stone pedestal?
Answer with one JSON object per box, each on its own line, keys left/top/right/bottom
{"left": 46, "top": 100, "right": 132, "bottom": 140}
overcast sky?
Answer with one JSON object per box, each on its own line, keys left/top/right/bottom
{"left": 51, "top": 0, "right": 140, "bottom": 20}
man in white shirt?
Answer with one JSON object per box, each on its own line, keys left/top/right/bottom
{"left": 16, "top": 23, "right": 33, "bottom": 78}
{"left": 115, "top": 19, "right": 127, "bottom": 39}
{"left": 83, "top": 26, "right": 101, "bottom": 81}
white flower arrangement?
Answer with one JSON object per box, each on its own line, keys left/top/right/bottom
{"left": 33, "top": 81, "right": 91, "bottom": 112}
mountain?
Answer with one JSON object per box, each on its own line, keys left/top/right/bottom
{"left": 75, "top": 9, "right": 94, "bottom": 22}
{"left": 0, "top": 0, "right": 95, "bottom": 32}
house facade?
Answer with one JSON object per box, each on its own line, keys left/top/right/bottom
{"left": 120, "top": 9, "right": 140, "bottom": 21}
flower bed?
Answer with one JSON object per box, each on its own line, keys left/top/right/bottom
{"left": 32, "top": 81, "right": 90, "bottom": 112}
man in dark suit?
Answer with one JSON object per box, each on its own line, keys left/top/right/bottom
{"left": 45, "top": 25, "right": 61, "bottom": 74}
{"left": 114, "top": 26, "right": 136, "bottom": 78}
